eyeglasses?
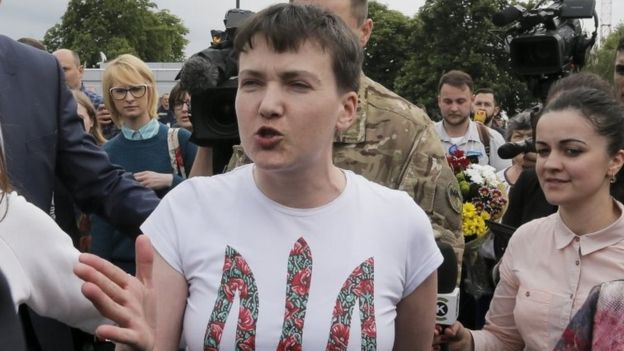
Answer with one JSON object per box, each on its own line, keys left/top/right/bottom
{"left": 174, "top": 99, "right": 191, "bottom": 110}
{"left": 109, "top": 84, "right": 148, "bottom": 100}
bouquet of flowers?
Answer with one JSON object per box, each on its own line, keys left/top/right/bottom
{"left": 447, "top": 146, "right": 508, "bottom": 300}
{"left": 446, "top": 146, "right": 507, "bottom": 240}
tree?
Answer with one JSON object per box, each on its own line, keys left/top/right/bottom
{"left": 364, "top": 2, "right": 413, "bottom": 90}
{"left": 584, "top": 24, "right": 624, "bottom": 83}
{"left": 44, "top": 0, "right": 189, "bottom": 66}
{"left": 392, "top": 0, "right": 533, "bottom": 119}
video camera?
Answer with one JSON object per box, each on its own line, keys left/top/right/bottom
{"left": 493, "top": 0, "right": 597, "bottom": 100}
{"left": 497, "top": 104, "right": 542, "bottom": 159}
{"left": 177, "top": 8, "right": 254, "bottom": 147}
{"left": 497, "top": 138, "right": 535, "bottom": 159}
{"left": 176, "top": 8, "right": 254, "bottom": 173}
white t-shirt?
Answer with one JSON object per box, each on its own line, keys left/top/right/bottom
{"left": 434, "top": 120, "right": 512, "bottom": 172}
{"left": 0, "top": 192, "right": 103, "bottom": 332}
{"left": 143, "top": 164, "right": 442, "bottom": 351}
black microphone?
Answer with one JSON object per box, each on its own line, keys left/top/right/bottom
{"left": 497, "top": 138, "right": 535, "bottom": 159}
{"left": 437, "top": 242, "right": 459, "bottom": 325}
{"left": 492, "top": 5, "right": 525, "bottom": 27}
{"left": 178, "top": 48, "right": 229, "bottom": 94}
{"left": 436, "top": 243, "right": 459, "bottom": 351}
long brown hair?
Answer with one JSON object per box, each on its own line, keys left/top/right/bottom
{"left": 0, "top": 149, "right": 9, "bottom": 193}
{"left": 71, "top": 90, "right": 107, "bottom": 145}
{"left": 0, "top": 149, "right": 10, "bottom": 220}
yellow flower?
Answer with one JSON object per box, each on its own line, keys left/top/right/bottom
{"left": 462, "top": 202, "right": 489, "bottom": 237}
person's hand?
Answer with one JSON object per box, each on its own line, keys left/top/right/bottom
{"left": 134, "top": 171, "right": 173, "bottom": 190}
{"left": 74, "top": 235, "right": 155, "bottom": 351}
{"left": 96, "top": 104, "right": 113, "bottom": 126}
{"left": 433, "top": 322, "right": 473, "bottom": 351}
{"left": 522, "top": 151, "right": 537, "bottom": 169}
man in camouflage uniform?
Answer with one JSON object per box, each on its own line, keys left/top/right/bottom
{"left": 227, "top": 0, "right": 464, "bottom": 274}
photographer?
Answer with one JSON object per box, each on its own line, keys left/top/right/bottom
{"left": 496, "top": 112, "right": 532, "bottom": 192}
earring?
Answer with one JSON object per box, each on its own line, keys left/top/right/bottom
{"left": 610, "top": 174, "right": 617, "bottom": 184}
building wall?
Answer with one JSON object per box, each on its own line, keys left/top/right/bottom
{"left": 82, "top": 62, "right": 184, "bottom": 98}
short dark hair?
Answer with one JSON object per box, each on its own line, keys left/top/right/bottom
{"left": 438, "top": 70, "right": 474, "bottom": 93}
{"left": 474, "top": 88, "right": 498, "bottom": 106}
{"left": 168, "top": 82, "right": 188, "bottom": 112}
{"left": 234, "top": 3, "right": 363, "bottom": 94}
{"left": 542, "top": 87, "right": 624, "bottom": 157}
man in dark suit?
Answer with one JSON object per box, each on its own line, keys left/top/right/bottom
{"left": 0, "top": 6, "right": 160, "bottom": 350}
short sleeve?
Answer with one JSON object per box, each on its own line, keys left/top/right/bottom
{"left": 141, "top": 185, "right": 187, "bottom": 274}
{"left": 402, "top": 194, "right": 443, "bottom": 298}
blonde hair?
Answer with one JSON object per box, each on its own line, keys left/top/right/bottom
{"left": 71, "top": 89, "right": 107, "bottom": 145}
{"left": 102, "top": 54, "right": 158, "bottom": 125}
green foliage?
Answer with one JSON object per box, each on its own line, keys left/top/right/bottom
{"left": 44, "top": 0, "right": 189, "bottom": 66}
{"left": 584, "top": 24, "right": 624, "bottom": 83}
{"left": 388, "top": 0, "right": 533, "bottom": 119}
{"left": 364, "top": 2, "right": 413, "bottom": 89}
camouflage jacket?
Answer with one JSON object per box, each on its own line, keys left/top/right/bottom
{"left": 227, "top": 74, "right": 464, "bottom": 276}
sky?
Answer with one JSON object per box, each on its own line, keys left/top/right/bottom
{"left": 0, "top": 0, "right": 621, "bottom": 59}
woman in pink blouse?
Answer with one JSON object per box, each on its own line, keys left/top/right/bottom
{"left": 437, "top": 86, "right": 624, "bottom": 351}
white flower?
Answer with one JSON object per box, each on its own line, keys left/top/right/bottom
{"left": 465, "top": 164, "right": 501, "bottom": 187}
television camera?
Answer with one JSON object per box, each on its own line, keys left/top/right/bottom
{"left": 177, "top": 8, "right": 254, "bottom": 172}
{"left": 493, "top": 0, "right": 598, "bottom": 100}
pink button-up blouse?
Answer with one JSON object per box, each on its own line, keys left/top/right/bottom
{"left": 471, "top": 201, "right": 624, "bottom": 351}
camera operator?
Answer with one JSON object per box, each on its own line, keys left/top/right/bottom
{"left": 496, "top": 111, "right": 532, "bottom": 192}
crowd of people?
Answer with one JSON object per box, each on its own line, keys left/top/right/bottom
{"left": 1, "top": 0, "right": 624, "bottom": 351}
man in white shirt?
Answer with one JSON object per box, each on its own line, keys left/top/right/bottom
{"left": 434, "top": 70, "right": 511, "bottom": 171}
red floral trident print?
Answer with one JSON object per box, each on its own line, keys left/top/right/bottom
{"left": 277, "top": 238, "right": 313, "bottom": 351}
{"left": 326, "top": 257, "right": 376, "bottom": 351}
{"left": 204, "top": 246, "right": 259, "bottom": 351}
{"left": 203, "top": 238, "right": 377, "bottom": 351}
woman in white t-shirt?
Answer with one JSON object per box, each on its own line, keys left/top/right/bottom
{"left": 76, "top": 5, "right": 443, "bottom": 351}
{"left": 0, "top": 146, "right": 105, "bottom": 335}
